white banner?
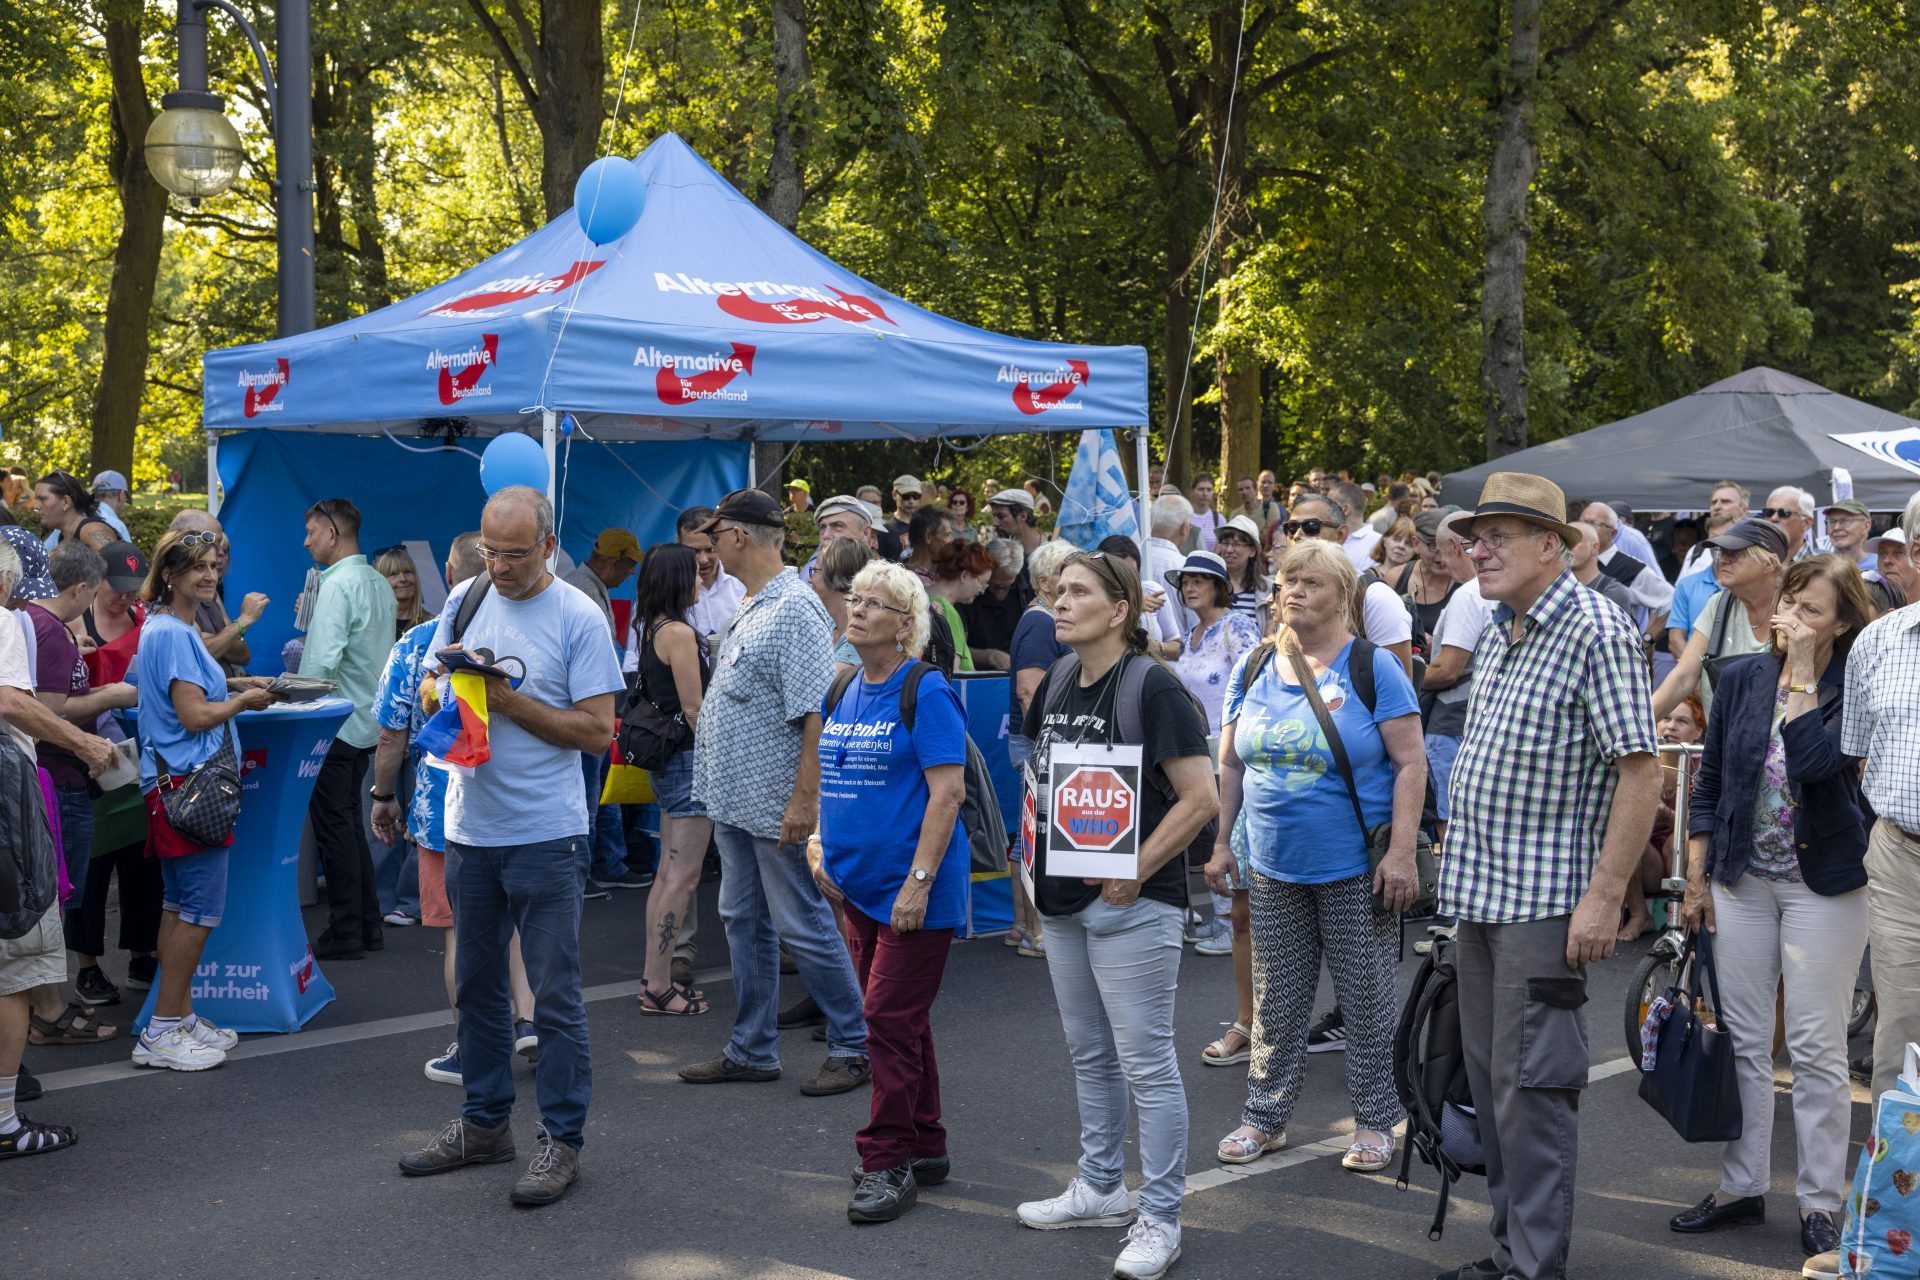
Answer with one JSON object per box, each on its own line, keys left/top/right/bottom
{"left": 1833, "top": 428, "right": 1920, "bottom": 480}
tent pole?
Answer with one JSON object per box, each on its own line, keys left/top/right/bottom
{"left": 746, "top": 434, "right": 758, "bottom": 488}
{"left": 541, "top": 411, "right": 558, "bottom": 568}
{"left": 1134, "top": 426, "right": 1149, "bottom": 560}
{"left": 206, "top": 430, "right": 221, "bottom": 517}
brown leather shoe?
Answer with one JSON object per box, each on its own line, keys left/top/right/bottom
{"left": 398, "top": 1116, "right": 515, "bottom": 1176}
{"left": 509, "top": 1135, "right": 580, "bottom": 1206}
{"left": 800, "top": 1055, "right": 871, "bottom": 1097}
{"left": 677, "top": 1053, "right": 781, "bottom": 1084}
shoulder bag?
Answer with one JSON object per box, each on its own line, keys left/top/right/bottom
{"left": 1637, "top": 927, "right": 1743, "bottom": 1142}
{"left": 1285, "top": 642, "right": 1437, "bottom": 914}
{"left": 1702, "top": 589, "right": 1742, "bottom": 693}
{"left": 157, "top": 731, "right": 243, "bottom": 848}
{"left": 616, "top": 621, "right": 693, "bottom": 772}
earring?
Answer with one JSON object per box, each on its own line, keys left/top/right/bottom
{"left": 896, "top": 640, "right": 905, "bottom": 653}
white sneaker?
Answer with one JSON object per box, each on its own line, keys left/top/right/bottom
{"left": 1192, "top": 924, "right": 1234, "bottom": 956}
{"left": 1802, "top": 1252, "right": 1840, "bottom": 1280}
{"left": 185, "top": 1016, "right": 239, "bottom": 1051}
{"left": 1016, "top": 1176, "right": 1133, "bottom": 1230}
{"left": 1114, "top": 1216, "right": 1182, "bottom": 1280}
{"left": 132, "top": 1025, "right": 226, "bottom": 1072}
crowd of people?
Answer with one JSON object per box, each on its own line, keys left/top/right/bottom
{"left": 2, "top": 459, "right": 1917, "bottom": 1280}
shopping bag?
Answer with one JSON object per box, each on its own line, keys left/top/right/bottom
{"left": 1637, "top": 928, "right": 1743, "bottom": 1143}
{"left": 602, "top": 763, "right": 655, "bottom": 806}
{"left": 1841, "top": 1043, "right": 1920, "bottom": 1278}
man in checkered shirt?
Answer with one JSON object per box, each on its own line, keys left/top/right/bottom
{"left": 1436, "top": 473, "right": 1662, "bottom": 1280}
{"left": 1842, "top": 488, "right": 1920, "bottom": 1105}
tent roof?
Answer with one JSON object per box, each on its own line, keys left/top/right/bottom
{"left": 1442, "top": 367, "right": 1920, "bottom": 511}
{"left": 201, "top": 134, "right": 1147, "bottom": 443}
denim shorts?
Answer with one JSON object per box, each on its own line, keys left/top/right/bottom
{"left": 653, "top": 747, "right": 705, "bottom": 819}
{"left": 161, "top": 848, "right": 231, "bottom": 928}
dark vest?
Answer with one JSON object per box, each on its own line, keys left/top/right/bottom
{"left": 1597, "top": 549, "right": 1648, "bottom": 589}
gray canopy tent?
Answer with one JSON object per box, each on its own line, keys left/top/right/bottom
{"left": 1443, "top": 367, "right": 1920, "bottom": 511}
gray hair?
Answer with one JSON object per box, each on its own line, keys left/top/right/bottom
{"left": 984, "top": 537, "right": 1025, "bottom": 578}
{"left": 1580, "top": 502, "right": 1618, "bottom": 529}
{"left": 849, "top": 561, "right": 930, "bottom": 657}
{"left": 1150, "top": 493, "right": 1193, "bottom": 538}
{"left": 1904, "top": 489, "right": 1920, "bottom": 545}
{"left": 1025, "top": 538, "right": 1078, "bottom": 594}
{"left": 0, "top": 537, "right": 18, "bottom": 599}
{"left": 742, "top": 522, "right": 785, "bottom": 552}
{"left": 482, "top": 485, "right": 554, "bottom": 541}
{"left": 447, "top": 531, "right": 485, "bottom": 585}
{"left": 1328, "top": 481, "right": 1367, "bottom": 522}
{"left": 48, "top": 542, "right": 106, "bottom": 593}
{"left": 1766, "top": 485, "right": 1815, "bottom": 518}
{"left": 168, "top": 509, "right": 221, "bottom": 534}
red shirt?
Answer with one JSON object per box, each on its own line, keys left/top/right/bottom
{"left": 82, "top": 603, "right": 144, "bottom": 686}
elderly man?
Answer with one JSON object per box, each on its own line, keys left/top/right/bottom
{"left": 1822, "top": 499, "right": 1876, "bottom": 571}
{"left": 1871, "top": 528, "right": 1912, "bottom": 607}
{"left": 86, "top": 472, "right": 133, "bottom": 542}
{"left": 1144, "top": 492, "right": 1194, "bottom": 649}
{"left": 563, "top": 528, "right": 639, "bottom": 635}
{"left": 1567, "top": 523, "right": 1637, "bottom": 615}
{"left": 1678, "top": 481, "right": 1750, "bottom": 578}
{"left": 1577, "top": 502, "right": 1671, "bottom": 640}
{"left": 1761, "top": 485, "right": 1817, "bottom": 560}
{"left": 1438, "top": 472, "right": 1660, "bottom": 1280}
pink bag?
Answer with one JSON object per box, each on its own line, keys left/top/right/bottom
{"left": 38, "top": 766, "right": 70, "bottom": 906}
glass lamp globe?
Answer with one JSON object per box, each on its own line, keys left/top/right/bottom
{"left": 145, "top": 98, "right": 244, "bottom": 200}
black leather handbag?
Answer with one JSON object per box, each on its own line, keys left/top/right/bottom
{"left": 157, "top": 733, "right": 244, "bottom": 848}
{"left": 615, "top": 623, "right": 693, "bottom": 772}
{"left": 1638, "top": 928, "right": 1743, "bottom": 1142}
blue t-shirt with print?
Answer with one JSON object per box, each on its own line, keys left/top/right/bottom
{"left": 1223, "top": 639, "right": 1420, "bottom": 884}
{"left": 373, "top": 618, "right": 446, "bottom": 851}
{"left": 132, "top": 612, "right": 240, "bottom": 793}
{"left": 818, "top": 662, "right": 969, "bottom": 930}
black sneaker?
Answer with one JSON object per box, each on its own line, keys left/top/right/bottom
{"left": 75, "top": 966, "right": 122, "bottom": 1007}
{"left": 583, "top": 881, "right": 612, "bottom": 902}
{"left": 124, "top": 956, "right": 158, "bottom": 990}
{"left": 17, "top": 1063, "right": 41, "bottom": 1102}
{"left": 1306, "top": 1007, "right": 1347, "bottom": 1054}
{"left": 851, "top": 1156, "right": 949, "bottom": 1187}
{"left": 597, "top": 870, "right": 653, "bottom": 890}
{"left": 778, "top": 995, "right": 825, "bottom": 1028}
{"left": 1850, "top": 1053, "right": 1874, "bottom": 1086}
{"left": 848, "top": 1164, "right": 918, "bottom": 1223}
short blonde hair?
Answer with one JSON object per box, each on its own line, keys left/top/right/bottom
{"left": 1275, "top": 538, "right": 1364, "bottom": 636}
{"left": 849, "top": 560, "right": 931, "bottom": 657}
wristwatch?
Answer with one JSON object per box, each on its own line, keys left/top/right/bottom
{"left": 369, "top": 789, "right": 396, "bottom": 802}
{"left": 1787, "top": 683, "right": 1818, "bottom": 695}
{"left": 908, "top": 867, "right": 931, "bottom": 883}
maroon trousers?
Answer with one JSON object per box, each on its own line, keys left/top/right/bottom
{"left": 845, "top": 904, "right": 954, "bottom": 1172}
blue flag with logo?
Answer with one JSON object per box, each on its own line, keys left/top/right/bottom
{"left": 1057, "top": 429, "right": 1141, "bottom": 550}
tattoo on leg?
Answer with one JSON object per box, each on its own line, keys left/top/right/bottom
{"left": 656, "top": 912, "right": 676, "bottom": 955}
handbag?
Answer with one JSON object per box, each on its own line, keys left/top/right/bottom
{"left": 156, "top": 732, "right": 244, "bottom": 849}
{"left": 615, "top": 622, "right": 692, "bottom": 772}
{"left": 1702, "top": 589, "right": 1743, "bottom": 692}
{"left": 1637, "top": 928, "right": 1743, "bottom": 1143}
{"left": 1285, "top": 643, "right": 1438, "bottom": 915}
{"left": 1839, "top": 1042, "right": 1920, "bottom": 1277}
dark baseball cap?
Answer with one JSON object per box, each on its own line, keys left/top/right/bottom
{"left": 99, "top": 541, "right": 149, "bottom": 592}
{"left": 700, "top": 488, "right": 786, "bottom": 533}
{"left": 1703, "top": 517, "right": 1790, "bottom": 560}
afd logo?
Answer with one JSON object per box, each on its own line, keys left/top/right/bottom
{"left": 634, "top": 342, "right": 757, "bottom": 406}
{"left": 239, "top": 358, "right": 290, "bottom": 418}
{"left": 241, "top": 749, "right": 267, "bottom": 793}
{"left": 424, "top": 262, "right": 606, "bottom": 317}
{"left": 1001, "top": 360, "right": 1090, "bottom": 415}
{"left": 428, "top": 334, "right": 499, "bottom": 404}
{"left": 654, "top": 272, "right": 896, "bottom": 327}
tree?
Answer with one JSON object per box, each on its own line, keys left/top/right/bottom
{"left": 464, "top": 0, "right": 606, "bottom": 220}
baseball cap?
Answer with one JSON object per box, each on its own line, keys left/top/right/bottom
{"left": 1868, "top": 527, "right": 1907, "bottom": 557}
{"left": 98, "top": 540, "right": 149, "bottom": 592}
{"left": 892, "top": 474, "right": 924, "bottom": 496}
{"left": 784, "top": 478, "right": 811, "bottom": 494}
{"left": 988, "top": 488, "right": 1036, "bottom": 512}
{"left": 1703, "top": 517, "right": 1791, "bottom": 560}
{"left": 1823, "top": 499, "right": 1870, "bottom": 519}
{"left": 91, "top": 470, "right": 130, "bottom": 493}
{"left": 1414, "top": 509, "right": 1451, "bottom": 540}
{"left": 813, "top": 495, "right": 874, "bottom": 527}
{"left": 700, "top": 488, "right": 786, "bottom": 534}
{"left": 592, "top": 528, "right": 642, "bottom": 560}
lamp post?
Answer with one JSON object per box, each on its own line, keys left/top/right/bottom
{"left": 146, "top": 0, "right": 314, "bottom": 338}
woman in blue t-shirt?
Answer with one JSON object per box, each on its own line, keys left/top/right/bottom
{"left": 1207, "top": 539, "right": 1427, "bottom": 1175}
{"left": 806, "top": 561, "right": 968, "bottom": 1226}
{"left": 132, "top": 528, "right": 278, "bottom": 1073}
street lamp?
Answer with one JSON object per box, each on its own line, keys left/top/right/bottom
{"left": 146, "top": 0, "right": 315, "bottom": 337}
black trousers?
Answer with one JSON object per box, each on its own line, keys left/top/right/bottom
{"left": 67, "top": 841, "right": 164, "bottom": 958}
{"left": 309, "top": 740, "right": 379, "bottom": 944}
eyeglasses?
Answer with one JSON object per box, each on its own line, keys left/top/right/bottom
{"left": 844, "top": 593, "right": 909, "bottom": 616}
{"left": 1760, "top": 507, "right": 1802, "bottom": 521}
{"left": 1282, "top": 518, "right": 1332, "bottom": 538}
{"left": 477, "top": 544, "right": 537, "bottom": 564}
{"left": 1460, "top": 528, "right": 1544, "bottom": 553}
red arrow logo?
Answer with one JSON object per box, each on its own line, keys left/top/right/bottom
{"left": 655, "top": 343, "right": 758, "bottom": 406}
{"left": 1011, "top": 360, "right": 1090, "bottom": 415}
{"left": 427, "top": 261, "right": 606, "bottom": 316}
{"left": 717, "top": 286, "right": 894, "bottom": 327}
{"left": 243, "top": 358, "right": 291, "bottom": 418}
{"left": 437, "top": 334, "right": 499, "bottom": 405}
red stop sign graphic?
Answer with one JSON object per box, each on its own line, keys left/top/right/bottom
{"left": 1054, "top": 766, "right": 1136, "bottom": 852}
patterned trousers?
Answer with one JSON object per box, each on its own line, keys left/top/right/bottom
{"left": 1242, "top": 870, "right": 1404, "bottom": 1134}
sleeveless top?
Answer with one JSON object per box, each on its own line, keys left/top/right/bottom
{"left": 640, "top": 618, "right": 710, "bottom": 721}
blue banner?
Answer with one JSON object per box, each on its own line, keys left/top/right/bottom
{"left": 953, "top": 673, "right": 1017, "bottom": 936}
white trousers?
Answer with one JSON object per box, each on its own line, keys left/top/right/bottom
{"left": 1709, "top": 872, "right": 1867, "bottom": 1212}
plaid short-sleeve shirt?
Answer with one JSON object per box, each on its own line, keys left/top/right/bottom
{"left": 1441, "top": 570, "right": 1658, "bottom": 924}
{"left": 1842, "top": 602, "right": 1920, "bottom": 834}
{"left": 693, "top": 568, "right": 836, "bottom": 839}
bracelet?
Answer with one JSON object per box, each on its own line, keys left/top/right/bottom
{"left": 369, "top": 790, "right": 396, "bottom": 802}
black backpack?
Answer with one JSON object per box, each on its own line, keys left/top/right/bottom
{"left": 1393, "top": 931, "right": 1485, "bottom": 1239}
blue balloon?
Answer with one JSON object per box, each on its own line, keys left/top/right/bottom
{"left": 573, "top": 157, "right": 645, "bottom": 245}
{"left": 480, "top": 431, "right": 548, "bottom": 496}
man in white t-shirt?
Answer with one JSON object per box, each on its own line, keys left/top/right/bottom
{"left": 1421, "top": 518, "right": 1496, "bottom": 831}
{"left": 1328, "top": 482, "right": 1382, "bottom": 571}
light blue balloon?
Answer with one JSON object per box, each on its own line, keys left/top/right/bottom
{"left": 480, "top": 431, "right": 548, "bottom": 496}
{"left": 574, "top": 157, "right": 645, "bottom": 245}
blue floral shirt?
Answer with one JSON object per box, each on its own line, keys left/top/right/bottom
{"left": 372, "top": 619, "right": 445, "bottom": 851}
{"left": 1173, "top": 610, "right": 1262, "bottom": 733}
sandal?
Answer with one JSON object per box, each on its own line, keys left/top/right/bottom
{"left": 1341, "top": 1135, "right": 1394, "bottom": 1173}
{"left": 637, "top": 982, "right": 709, "bottom": 1016}
{"left": 1217, "top": 1126, "right": 1286, "bottom": 1164}
{"left": 1201, "top": 1022, "right": 1252, "bottom": 1067}
{"left": 1003, "top": 930, "right": 1026, "bottom": 949}
{"left": 1016, "top": 937, "right": 1046, "bottom": 959}
{"left": 28, "top": 1004, "right": 119, "bottom": 1045}
{"left": 0, "top": 1114, "right": 77, "bottom": 1159}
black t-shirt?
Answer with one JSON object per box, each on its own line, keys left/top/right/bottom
{"left": 1021, "top": 657, "right": 1209, "bottom": 917}
{"left": 958, "top": 585, "right": 1022, "bottom": 654}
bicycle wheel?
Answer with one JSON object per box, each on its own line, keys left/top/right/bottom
{"left": 1849, "top": 988, "right": 1877, "bottom": 1040}
{"left": 1624, "top": 940, "right": 1687, "bottom": 1065}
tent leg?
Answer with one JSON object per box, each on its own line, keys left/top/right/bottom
{"left": 542, "top": 411, "right": 558, "bottom": 568}
{"left": 746, "top": 436, "right": 757, "bottom": 488}
{"left": 206, "top": 430, "right": 221, "bottom": 517}
{"left": 1134, "top": 426, "right": 1150, "bottom": 560}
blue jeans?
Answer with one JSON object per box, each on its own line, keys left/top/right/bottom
{"left": 448, "top": 835, "right": 592, "bottom": 1148}
{"left": 54, "top": 785, "right": 94, "bottom": 911}
{"left": 1044, "top": 895, "right": 1188, "bottom": 1223}
{"left": 580, "top": 751, "right": 628, "bottom": 880}
{"left": 713, "top": 821, "right": 866, "bottom": 1070}
{"left": 1425, "top": 732, "right": 1461, "bottom": 822}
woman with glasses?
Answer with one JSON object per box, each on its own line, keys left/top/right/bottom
{"left": 1283, "top": 494, "right": 1416, "bottom": 679}
{"left": 1655, "top": 518, "right": 1790, "bottom": 720}
{"left": 1015, "top": 551, "right": 1217, "bottom": 1280}
{"left": 633, "top": 545, "right": 713, "bottom": 1017}
{"left": 806, "top": 562, "right": 969, "bottom": 1224}
{"left": 31, "top": 473, "right": 117, "bottom": 553}
{"left": 946, "top": 487, "right": 977, "bottom": 532}
{"left": 1212, "top": 516, "right": 1269, "bottom": 630}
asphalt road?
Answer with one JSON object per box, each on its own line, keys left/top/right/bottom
{"left": 7, "top": 882, "right": 1869, "bottom": 1280}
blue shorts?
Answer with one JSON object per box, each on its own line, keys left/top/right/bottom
{"left": 161, "top": 848, "right": 231, "bottom": 928}
{"left": 1425, "top": 733, "right": 1461, "bottom": 822}
{"left": 653, "top": 747, "right": 705, "bottom": 819}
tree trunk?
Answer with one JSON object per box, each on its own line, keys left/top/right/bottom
{"left": 1480, "top": 0, "right": 1541, "bottom": 460}
{"left": 1204, "top": 4, "right": 1260, "bottom": 492}
{"left": 341, "top": 81, "right": 392, "bottom": 309}
{"left": 1161, "top": 251, "right": 1195, "bottom": 490}
{"left": 537, "top": 0, "right": 607, "bottom": 221}
{"left": 89, "top": 4, "right": 168, "bottom": 483}
{"left": 761, "top": 0, "right": 810, "bottom": 232}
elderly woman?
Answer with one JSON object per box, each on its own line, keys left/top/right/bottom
{"left": 1015, "top": 551, "right": 1217, "bottom": 1280}
{"left": 374, "top": 546, "right": 432, "bottom": 639}
{"left": 1166, "top": 551, "right": 1261, "bottom": 736}
{"left": 1004, "top": 539, "right": 1077, "bottom": 956}
{"left": 1209, "top": 539, "right": 1425, "bottom": 1174}
{"left": 813, "top": 535, "right": 874, "bottom": 670}
{"left": 1667, "top": 557, "right": 1876, "bottom": 1261}
{"left": 926, "top": 540, "right": 996, "bottom": 673}
{"left": 1656, "top": 518, "right": 1790, "bottom": 720}
{"left": 131, "top": 528, "right": 280, "bottom": 1070}
{"left": 806, "top": 561, "right": 968, "bottom": 1225}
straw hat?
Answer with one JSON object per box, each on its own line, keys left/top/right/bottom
{"left": 1453, "top": 472, "right": 1581, "bottom": 549}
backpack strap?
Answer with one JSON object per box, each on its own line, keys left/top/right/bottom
{"left": 1112, "top": 652, "right": 1154, "bottom": 746}
{"left": 450, "top": 577, "right": 492, "bottom": 644}
{"left": 825, "top": 660, "right": 935, "bottom": 733}
{"left": 1349, "top": 636, "right": 1378, "bottom": 715}
{"left": 1704, "top": 588, "right": 1734, "bottom": 664}
{"left": 825, "top": 665, "right": 859, "bottom": 720}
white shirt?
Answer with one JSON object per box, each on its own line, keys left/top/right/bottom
{"left": 1597, "top": 545, "right": 1674, "bottom": 614}
{"left": 621, "top": 568, "right": 746, "bottom": 672}
{"left": 1344, "top": 525, "right": 1383, "bottom": 572}
{"left": 1677, "top": 542, "right": 1715, "bottom": 580}
{"left": 1145, "top": 536, "right": 1191, "bottom": 641}
{"left": 0, "top": 610, "right": 38, "bottom": 758}
{"left": 1612, "top": 522, "right": 1659, "bottom": 573}
{"left": 1431, "top": 580, "right": 1495, "bottom": 709}
{"left": 1360, "top": 580, "right": 1413, "bottom": 648}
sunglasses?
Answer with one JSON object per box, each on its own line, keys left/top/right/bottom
{"left": 1282, "top": 518, "right": 1333, "bottom": 538}
{"left": 1759, "top": 507, "right": 1802, "bottom": 521}
{"left": 177, "top": 531, "right": 220, "bottom": 549}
